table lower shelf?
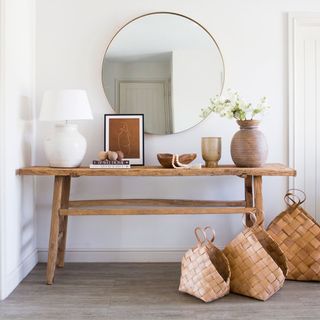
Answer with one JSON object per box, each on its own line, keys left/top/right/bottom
{"left": 61, "top": 199, "right": 255, "bottom": 216}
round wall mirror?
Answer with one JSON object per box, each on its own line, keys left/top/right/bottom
{"left": 102, "top": 12, "right": 224, "bottom": 135}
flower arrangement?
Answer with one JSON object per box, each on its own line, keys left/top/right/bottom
{"left": 201, "top": 89, "right": 270, "bottom": 121}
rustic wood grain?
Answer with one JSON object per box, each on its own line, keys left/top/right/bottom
{"left": 17, "top": 163, "right": 295, "bottom": 285}
{"left": 17, "top": 163, "right": 296, "bottom": 177}
{"left": 56, "top": 176, "right": 71, "bottom": 268}
{"left": 59, "top": 207, "right": 255, "bottom": 216}
{"left": 46, "top": 176, "right": 64, "bottom": 285}
{"left": 254, "top": 176, "right": 264, "bottom": 225}
{"left": 69, "top": 199, "right": 246, "bottom": 208}
{"left": 245, "top": 175, "right": 253, "bottom": 226}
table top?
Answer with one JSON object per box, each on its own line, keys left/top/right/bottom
{"left": 17, "top": 164, "right": 296, "bottom": 177}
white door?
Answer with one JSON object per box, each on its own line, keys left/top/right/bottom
{"left": 118, "top": 81, "right": 171, "bottom": 134}
{"left": 289, "top": 14, "right": 320, "bottom": 221}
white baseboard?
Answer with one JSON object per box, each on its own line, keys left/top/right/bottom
{"left": 1, "top": 248, "right": 38, "bottom": 300}
{"left": 38, "top": 248, "right": 187, "bottom": 263}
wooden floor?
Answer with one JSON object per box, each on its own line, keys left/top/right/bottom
{"left": 0, "top": 263, "right": 319, "bottom": 320}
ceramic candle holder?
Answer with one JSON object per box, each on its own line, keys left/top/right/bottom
{"left": 201, "top": 137, "right": 221, "bottom": 168}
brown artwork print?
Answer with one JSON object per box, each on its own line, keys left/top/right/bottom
{"left": 109, "top": 118, "right": 140, "bottom": 158}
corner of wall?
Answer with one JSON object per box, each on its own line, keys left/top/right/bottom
{"left": 1, "top": 249, "right": 38, "bottom": 300}
{"left": 0, "top": 0, "right": 38, "bottom": 300}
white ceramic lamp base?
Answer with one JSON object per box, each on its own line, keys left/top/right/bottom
{"left": 44, "top": 123, "right": 87, "bottom": 168}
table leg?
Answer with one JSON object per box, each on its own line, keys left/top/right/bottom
{"left": 244, "top": 175, "right": 253, "bottom": 226}
{"left": 47, "top": 176, "right": 64, "bottom": 285}
{"left": 253, "top": 175, "right": 264, "bottom": 226}
{"left": 56, "top": 176, "right": 71, "bottom": 268}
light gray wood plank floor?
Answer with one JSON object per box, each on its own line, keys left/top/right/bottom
{"left": 0, "top": 263, "right": 319, "bottom": 320}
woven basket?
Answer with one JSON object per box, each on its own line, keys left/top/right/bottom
{"left": 179, "top": 226, "right": 230, "bottom": 302}
{"left": 223, "top": 213, "right": 287, "bottom": 301}
{"left": 267, "top": 190, "right": 320, "bottom": 281}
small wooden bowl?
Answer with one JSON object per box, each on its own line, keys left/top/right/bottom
{"left": 157, "top": 153, "right": 197, "bottom": 168}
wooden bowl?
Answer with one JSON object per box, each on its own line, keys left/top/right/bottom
{"left": 157, "top": 153, "right": 197, "bottom": 168}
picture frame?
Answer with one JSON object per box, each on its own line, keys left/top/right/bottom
{"left": 104, "top": 114, "right": 144, "bottom": 165}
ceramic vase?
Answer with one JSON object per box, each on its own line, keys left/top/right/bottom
{"left": 230, "top": 120, "right": 268, "bottom": 167}
{"left": 44, "top": 124, "right": 87, "bottom": 167}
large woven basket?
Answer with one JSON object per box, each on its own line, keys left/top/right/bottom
{"left": 179, "top": 227, "right": 230, "bottom": 302}
{"left": 223, "top": 213, "right": 287, "bottom": 301}
{"left": 267, "top": 190, "right": 320, "bottom": 281}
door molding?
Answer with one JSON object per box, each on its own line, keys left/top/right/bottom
{"left": 0, "top": 0, "right": 6, "bottom": 299}
{"left": 115, "top": 78, "right": 170, "bottom": 112}
{"left": 115, "top": 78, "right": 172, "bottom": 133}
{"left": 288, "top": 12, "right": 320, "bottom": 220}
{"left": 289, "top": 12, "right": 320, "bottom": 186}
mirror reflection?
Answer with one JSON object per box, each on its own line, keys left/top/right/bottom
{"left": 102, "top": 12, "right": 224, "bottom": 134}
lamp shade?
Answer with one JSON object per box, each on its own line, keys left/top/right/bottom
{"left": 39, "top": 90, "right": 93, "bottom": 121}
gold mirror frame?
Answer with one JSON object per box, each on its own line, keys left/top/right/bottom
{"left": 101, "top": 11, "right": 225, "bottom": 135}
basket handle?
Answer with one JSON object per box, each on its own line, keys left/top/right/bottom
{"left": 204, "top": 226, "right": 216, "bottom": 243}
{"left": 242, "top": 211, "right": 257, "bottom": 228}
{"left": 284, "top": 189, "right": 306, "bottom": 207}
{"left": 194, "top": 226, "right": 216, "bottom": 245}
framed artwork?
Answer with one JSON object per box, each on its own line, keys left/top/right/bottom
{"left": 104, "top": 114, "right": 144, "bottom": 165}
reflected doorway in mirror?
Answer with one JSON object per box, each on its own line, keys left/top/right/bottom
{"left": 116, "top": 80, "right": 172, "bottom": 134}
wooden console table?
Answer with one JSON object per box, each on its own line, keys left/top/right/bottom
{"left": 17, "top": 164, "right": 296, "bottom": 284}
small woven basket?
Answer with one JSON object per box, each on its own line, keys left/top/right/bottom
{"left": 267, "top": 190, "right": 320, "bottom": 281}
{"left": 223, "top": 213, "right": 287, "bottom": 301}
{"left": 179, "top": 226, "right": 230, "bottom": 303}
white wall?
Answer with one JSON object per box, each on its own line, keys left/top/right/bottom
{"left": 0, "top": 0, "right": 36, "bottom": 300}
{"left": 35, "top": 0, "right": 320, "bottom": 262}
{"left": 171, "top": 49, "right": 222, "bottom": 132}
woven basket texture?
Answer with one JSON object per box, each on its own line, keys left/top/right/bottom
{"left": 267, "top": 196, "right": 320, "bottom": 281}
{"left": 223, "top": 225, "right": 287, "bottom": 301}
{"left": 179, "top": 228, "right": 230, "bottom": 303}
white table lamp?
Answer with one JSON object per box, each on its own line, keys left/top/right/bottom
{"left": 40, "top": 90, "right": 93, "bottom": 167}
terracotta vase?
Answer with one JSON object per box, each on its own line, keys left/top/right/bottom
{"left": 230, "top": 120, "right": 268, "bottom": 167}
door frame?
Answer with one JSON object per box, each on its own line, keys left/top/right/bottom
{"left": 0, "top": 0, "right": 6, "bottom": 299}
{"left": 288, "top": 12, "right": 320, "bottom": 220}
{"left": 115, "top": 78, "right": 172, "bottom": 133}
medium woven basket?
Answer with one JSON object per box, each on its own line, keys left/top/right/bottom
{"left": 179, "top": 227, "right": 230, "bottom": 303}
{"left": 223, "top": 213, "right": 287, "bottom": 301}
{"left": 267, "top": 190, "right": 320, "bottom": 281}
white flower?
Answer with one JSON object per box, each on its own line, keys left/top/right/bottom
{"left": 200, "top": 89, "right": 270, "bottom": 121}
